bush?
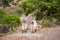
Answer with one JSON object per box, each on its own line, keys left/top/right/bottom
{"left": 2, "top": 14, "right": 21, "bottom": 28}
{"left": 34, "top": 10, "right": 43, "bottom": 20}
{"left": 19, "top": 0, "right": 36, "bottom": 15}
{"left": 47, "top": 12, "right": 60, "bottom": 19}
{"left": 0, "top": 10, "right": 21, "bottom": 29}
{"left": 19, "top": 0, "right": 60, "bottom": 20}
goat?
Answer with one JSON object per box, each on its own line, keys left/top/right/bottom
{"left": 30, "top": 18, "right": 37, "bottom": 33}
{"left": 21, "top": 19, "right": 28, "bottom": 33}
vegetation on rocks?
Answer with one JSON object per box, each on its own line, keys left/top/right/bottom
{"left": 19, "top": 0, "right": 60, "bottom": 20}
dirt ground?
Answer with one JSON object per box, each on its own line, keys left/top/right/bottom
{"left": 39, "top": 27, "right": 60, "bottom": 40}
{"left": 0, "top": 27, "right": 60, "bottom": 40}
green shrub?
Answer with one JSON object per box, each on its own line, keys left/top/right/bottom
{"left": 2, "top": 14, "right": 21, "bottom": 28}
{"left": 19, "top": 0, "right": 36, "bottom": 15}
{"left": 19, "top": 0, "right": 60, "bottom": 20}
{"left": 0, "top": 10, "right": 21, "bottom": 29}
{"left": 47, "top": 12, "right": 60, "bottom": 19}
{"left": 34, "top": 11, "right": 43, "bottom": 20}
